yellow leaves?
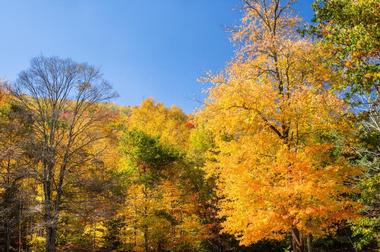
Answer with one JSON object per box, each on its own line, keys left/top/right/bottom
{"left": 128, "top": 98, "right": 190, "bottom": 149}
{"left": 198, "top": 16, "right": 361, "bottom": 243}
{"left": 175, "top": 214, "right": 210, "bottom": 245}
{"left": 27, "top": 234, "right": 46, "bottom": 252}
{"left": 83, "top": 222, "right": 107, "bottom": 248}
{"left": 207, "top": 134, "right": 360, "bottom": 244}
{"left": 0, "top": 88, "right": 10, "bottom": 110}
{"left": 118, "top": 179, "right": 207, "bottom": 250}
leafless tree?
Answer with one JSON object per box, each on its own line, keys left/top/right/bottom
{"left": 10, "top": 56, "right": 117, "bottom": 252}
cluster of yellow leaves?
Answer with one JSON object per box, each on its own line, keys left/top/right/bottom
{"left": 27, "top": 234, "right": 46, "bottom": 252}
{"left": 213, "top": 140, "right": 360, "bottom": 245}
{"left": 83, "top": 222, "right": 107, "bottom": 248}
{"left": 128, "top": 98, "right": 190, "bottom": 149}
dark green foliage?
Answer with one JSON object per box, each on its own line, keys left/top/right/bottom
{"left": 103, "top": 217, "right": 125, "bottom": 251}
{"left": 121, "top": 129, "right": 180, "bottom": 185}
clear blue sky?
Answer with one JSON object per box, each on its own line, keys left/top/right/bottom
{"left": 0, "top": 0, "right": 313, "bottom": 113}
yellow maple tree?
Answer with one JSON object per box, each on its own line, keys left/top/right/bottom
{"left": 197, "top": 0, "right": 361, "bottom": 251}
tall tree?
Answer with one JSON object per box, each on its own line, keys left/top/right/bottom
{"left": 197, "top": 0, "right": 360, "bottom": 251}
{"left": 310, "top": 1, "right": 380, "bottom": 249}
{"left": 351, "top": 101, "right": 380, "bottom": 250}
{"left": 118, "top": 130, "right": 180, "bottom": 252}
{"left": 117, "top": 100, "right": 210, "bottom": 251}
{"left": 11, "top": 56, "right": 116, "bottom": 252}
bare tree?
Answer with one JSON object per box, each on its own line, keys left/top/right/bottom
{"left": 10, "top": 56, "right": 116, "bottom": 252}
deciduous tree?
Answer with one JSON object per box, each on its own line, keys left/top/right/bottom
{"left": 11, "top": 56, "right": 116, "bottom": 252}
{"left": 198, "top": 1, "right": 361, "bottom": 251}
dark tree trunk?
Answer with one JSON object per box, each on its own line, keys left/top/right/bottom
{"left": 4, "top": 222, "right": 10, "bottom": 252}
{"left": 144, "top": 227, "right": 148, "bottom": 252}
{"left": 143, "top": 185, "right": 149, "bottom": 252}
{"left": 157, "top": 241, "right": 162, "bottom": 252}
{"left": 18, "top": 199, "right": 22, "bottom": 252}
{"left": 44, "top": 172, "right": 57, "bottom": 252}
{"left": 46, "top": 225, "right": 57, "bottom": 252}
{"left": 3, "top": 187, "right": 13, "bottom": 252}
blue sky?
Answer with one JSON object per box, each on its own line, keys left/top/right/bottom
{"left": 0, "top": 0, "right": 313, "bottom": 113}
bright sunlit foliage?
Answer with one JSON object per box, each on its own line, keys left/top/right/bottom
{"left": 0, "top": 0, "right": 378, "bottom": 251}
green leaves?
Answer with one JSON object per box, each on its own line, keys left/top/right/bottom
{"left": 351, "top": 216, "right": 380, "bottom": 250}
{"left": 120, "top": 129, "right": 179, "bottom": 185}
{"left": 311, "top": 0, "right": 380, "bottom": 97}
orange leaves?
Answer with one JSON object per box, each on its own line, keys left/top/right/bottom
{"left": 197, "top": 0, "right": 361, "bottom": 247}
{"left": 203, "top": 125, "right": 360, "bottom": 244}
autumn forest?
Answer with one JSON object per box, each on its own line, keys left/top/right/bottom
{"left": 0, "top": 0, "right": 379, "bottom": 251}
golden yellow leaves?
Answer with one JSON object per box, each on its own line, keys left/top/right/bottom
{"left": 197, "top": 0, "right": 361, "bottom": 246}
{"left": 209, "top": 137, "right": 360, "bottom": 245}
{"left": 128, "top": 98, "right": 190, "bottom": 149}
{"left": 118, "top": 181, "right": 207, "bottom": 251}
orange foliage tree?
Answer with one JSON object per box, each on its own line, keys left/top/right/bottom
{"left": 197, "top": 0, "right": 361, "bottom": 251}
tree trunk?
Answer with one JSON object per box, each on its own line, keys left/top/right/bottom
{"left": 44, "top": 161, "right": 57, "bottom": 252}
{"left": 44, "top": 194, "right": 57, "bottom": 252}
{"left": 157, "top": 241, "right": 163, "bottom": 252}
{"left": 4, "top": 187, "right": 11, "bottom": 252}
{"left": 46, "top": 225, "right": 57, "bottom": 252}
{"left": 4, "top": 222, "right": 10, "bottom": 252}
{"left": 143, "top": 185, "right": 149, "bottom": 252}
{"left": 18, "top": 199, "right": 22, "bottom": 252}
{"left": 291, "top": 227, "right": 305, "bottom": 252}
{"left": 144, "top": 226, "right": 148, "bottom": 252}
{"left": 307, "top": 234, "right": 312, "bottom": 252}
